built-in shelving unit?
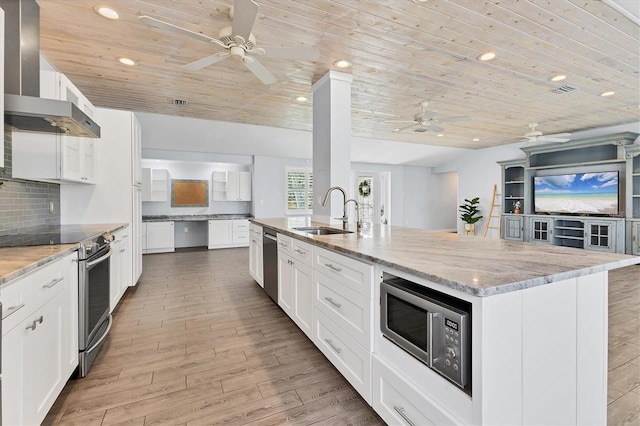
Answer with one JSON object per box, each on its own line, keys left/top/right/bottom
{"left": 499, "top": 132, "right": 639, "bottom": 254}
{"left": 141, "top": 168, "right": 169, "bottom": 202}
{"left": 212, "top": 171, "right": 227, "bottom": 201}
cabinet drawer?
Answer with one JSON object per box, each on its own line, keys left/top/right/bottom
{"left": 249, "top": 223, "right": 263, "bottom": 240}
{"left": 233, "top": 231, "right": 250, "bottom": 245}
{"left": 277, "top": 233, "right": 292, "bottom": 254}
{"left": 313, "top": 246, "right": 373, "bottom": 298}
{"left": 233, "top": 219, "right": 250, "bottom": 232}
{"left": 2, "top": 254, "right": 72, "bottom": 335}
{"left": 314, "top": 309, "right": 371, "bottom": 403}
{"left": 373, "top": 357, "right": 460, "bottom": 426}
{"left": 315, "top": 271, "right": 372, "bottom": 350}
{"left": 291, "top": 238, "right": 313, "bottom": 266}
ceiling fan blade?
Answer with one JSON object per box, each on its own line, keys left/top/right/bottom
{"left": 139, "top": 15, "right": 215, "bottom": 43}
{"left": 384, "top": 120, "right": 416, "bottom": 123}
{"left": 539, "top": 136, "right": 570, "bottom": 142}
{"left": 244, "top": 57, "right": 277, "bottom": 84}
{"left": 421, "top": 111, "right": 436, "bottom": 120}
{"left": 183, "top": 52, "right": 230, "bottom": 71}
{"left": 232, "top": 0, "right": 259, "bottom": 41}
{"left": 542, "top": 132, "right": 571, "bottom": 138}
{"left": 262, "top": 47, "right": 320, "bottom": 61}
{"left": 425, "top": 123, "right": 445, "bottom": 132}
{"left": 392, "top": 123, "right": 417, "bottom": 132}
{"left": 436, "top": 115, "right": 471, "bottom": 123}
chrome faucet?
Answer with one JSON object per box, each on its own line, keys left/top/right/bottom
{"left": 345, "top": 199, "right": 362, "bottom": 230}
{"left": 321, "top": 186, "right": 348, "bottom": 227}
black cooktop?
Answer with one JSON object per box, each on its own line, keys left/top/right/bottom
{"left": 0, "top": 226, "right": 102, "bottom": 248}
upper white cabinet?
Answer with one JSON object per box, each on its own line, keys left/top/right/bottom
{"left": 142, "top": 168, "right": 169, "bottom": 202}
{"left": 212, "top": 170, "right": 251, "bottom": 201}
{"left": 11, "top": 71, "right": 98, "bottom": 184}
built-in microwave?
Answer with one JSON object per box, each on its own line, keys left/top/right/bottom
{"left": 380, "top": 274, "right": 472, "bottom": 394}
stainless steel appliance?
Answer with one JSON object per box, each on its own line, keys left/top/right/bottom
{"left": 262, "top": 228, "right": 278, "bottom": 303}
{"left": 381, "top": 274, "right": 472, "bottom": 393}
{"left": 0, "top": 0, "right": 100, "bottom": 138}
{"left": 77, "top": 233, "right": 113, "bottom": 377}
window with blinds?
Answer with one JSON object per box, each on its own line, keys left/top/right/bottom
{"left": 286, "top": 168, "right": 313, "bottom": 214}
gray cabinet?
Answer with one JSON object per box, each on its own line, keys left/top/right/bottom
{"left": 584, "top": 219, "right": 621, "bottom": 253}
{"left": 527, "top": 217, "right": 553, "bottom": 244}
{"left": 630, "top": 220, "right": 640, "bottom": 255}
{"left": 503, "top": 215, "right": 524, "bottom": 241}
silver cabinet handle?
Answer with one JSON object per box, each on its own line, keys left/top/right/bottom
{"left": 325, "top": 338, "right": 342, "bottom": 354}
{"left": 294, "top": 249, "right": 306, "bottom": 256}
{"left": 278, "top": 242, "right": 289, "bottom": 248}
{"left": 43, "top": 277, "right": 64, "bottom": 289}
{"left": 26, "top": 315, "right": 44, "bottom": 331}
{"left": 120, "top": 248, "right": 126, "bottom": 253}
{"left": 122, "top": 234, "right": 129, "bottom": 239}
{"left": 393, "top": 406, "right": 416, "bottom": 426}
{"left": 325, "top": 263, "right": 342, "bottom": 273}
{"left": 324, "top": 297, "right": 342, "bottom": 309}
{"left": 2, "top": 303, "right": 25, "bottom": 320}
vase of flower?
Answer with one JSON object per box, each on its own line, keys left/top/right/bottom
{"left": 513, "top": 200, "right": 522, "bottom": 214}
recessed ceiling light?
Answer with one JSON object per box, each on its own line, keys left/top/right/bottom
{"left": 600, "top": 91, "right": 615, "bottom": 97}
{"left": 436, "top": 133, "right": 444, "bottom": 137}
{"left": 295, "top": 96, "right": 308, "bottom": 102}
{"left": 333, "top": 59, "right": 352, "bottom": 68}
{"left": 118, "top": 57, "right": 136, "bottom": 66}
{"left": 549, "top": 74, "right": 567, "bottom": 82}
{"left": 472, "top": 138, "right": 480, "bottom": 142}
{"left": 477, "top": 51, "right": 496, "bottom": 61}
{"left": 95, "top": 6, "right": 119, "bottom": 20}
{"left": 393, "top": 128, "right": 400, "bottom": 132}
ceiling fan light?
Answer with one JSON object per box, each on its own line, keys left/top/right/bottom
{"left": 95, "top": 6, "right": 119, "bottom": 20}
{"left": 334, "top": 59, "right": 352, "bottom": 68}
{"left": 118, "top": 57, "right": 136, "bottom": 66}
{"left": 477, "top": 51, "right": 496, "bottom": 61}
{"left": 549, "top": 74, "right": 567, "bottom": 82}
{"left": 600, "top": 91, "right": 615, "bottom": 97}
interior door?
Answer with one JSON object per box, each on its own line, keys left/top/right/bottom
{"left": 353, "top": 171, "right": 391, "bottom": 225}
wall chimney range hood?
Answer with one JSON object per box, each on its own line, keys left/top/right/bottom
{"left": 1, "top": 0, "right": 100, "bottom": 138}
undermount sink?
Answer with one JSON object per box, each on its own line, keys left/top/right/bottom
{"left": 293, "top": 226, "right": 354, "bottom": 235}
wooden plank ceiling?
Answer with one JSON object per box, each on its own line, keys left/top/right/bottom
{"left": 37, "top": 0, "right": 640, "bottom": 149}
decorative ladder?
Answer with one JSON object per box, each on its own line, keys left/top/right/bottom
{"left": 483, "top": 184, "right": 501, "bottom": 237}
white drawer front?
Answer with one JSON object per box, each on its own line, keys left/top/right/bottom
{"left": 291, "top": 238, "right": 313, "bottom": 266}
{"left": 233, "top": 231, "right": 250, "bottom": 244}
{"left": 313, "top": 246, "right": 373, "bottom": 298}
{"left": 277, "top": 233, "right": 292, "bottom": 254}
{"left": 315, "top": 271, "right": 372, "bottom": 350}
{"left": 373, "top": 357, "right": 460, "bottom": 426}
{"left": 249, "top": 223, "right": 263, "bottom": 240}
{"left": 314, "top": 309, "right": 371, "bottom": 403}
{"left": 232, "top": 219, "right": 250, "bottom": 232}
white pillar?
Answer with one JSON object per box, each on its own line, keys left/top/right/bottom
{"left": 311, "top": 70, "right": 353, "bottom": 221}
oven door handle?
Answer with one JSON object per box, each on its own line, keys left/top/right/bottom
{"left": 427, "top": 312, "right": 435, "bottom": 368}
{"left": 86, "top": 314, "right": 113, "bottom": 354}
{"left": 85, "top": 247, "right": 113, "bottom": 268}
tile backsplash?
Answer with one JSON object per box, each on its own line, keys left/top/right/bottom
{"left": 0, "top": 127, "right": 61, "bottom": 235}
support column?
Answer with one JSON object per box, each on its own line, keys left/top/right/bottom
{"left": 311, "top": 70, "right": 353, "bottom": 221}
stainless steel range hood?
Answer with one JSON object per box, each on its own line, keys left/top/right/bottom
{"left": 2, "top": 0, "right": 100, "bottom": 138}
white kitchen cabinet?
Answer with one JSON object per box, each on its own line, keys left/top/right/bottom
{"left": 142, "top": 168, "right": 169, "bottom": 202}
{"left": 110, "top": 228, "right": 131, "bottom": 312}
{"left": 212, "top": 170, "right": 251, "bottom": 201}
{"left": 144, "top": 221, "right": 175, "bottom": 254}
{"left": 11, "top": 71, "right": 98, "bottom": 184}
{"left": 61, "top": 108, "right": 143, "bottom": 286}
{"left": 2, "top": 252, "right": 78, "bottom": 426}
{"left": 277, "top": 234, "right": 313, "bottom": 338}
{"left": 249, "top": 224, "right": 264, "bottom": 286}
{"left": 208, "top": 219, "right": 250, "bottom": 249}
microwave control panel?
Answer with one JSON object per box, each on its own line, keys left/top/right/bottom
{"left": 434, "top": 311, "right": 469, "bottom": 388}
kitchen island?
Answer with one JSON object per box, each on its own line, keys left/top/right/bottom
{"left": 251, "top": 217, "right": 640, "bottom": 425}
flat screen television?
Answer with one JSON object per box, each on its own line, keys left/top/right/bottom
{"left": 534, "top": 172, "right": 619, "bottom": 215}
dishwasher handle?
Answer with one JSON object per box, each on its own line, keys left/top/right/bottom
{"left": 263, "top": 234, "right": 277, "bottom": 242}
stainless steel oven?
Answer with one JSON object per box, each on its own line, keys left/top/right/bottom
{"left": 78, "top": 233, "right": 113, "bottom": 377}
{"left": 381, "top": 274, "right": 472, "bottom": 393}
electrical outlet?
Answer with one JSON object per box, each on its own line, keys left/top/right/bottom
{"left": 49, "top": 201, "right": 54, "bottom": 213}
{"left": 184, "top": 227, "right": 189, "bottom": 233}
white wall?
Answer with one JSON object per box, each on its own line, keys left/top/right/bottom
{"left": 253, "top": 155, "right": 311, "bottom": 219}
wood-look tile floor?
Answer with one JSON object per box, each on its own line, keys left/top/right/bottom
{"left": 44, "top": 247, "right": 384, "bottom": 426}
{"left": 43, "top": 248, "right": 639, "bottom": 425}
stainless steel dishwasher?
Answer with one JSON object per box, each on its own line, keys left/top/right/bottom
{"left": 262, "top": 228, "right": 278, "bottom": 303}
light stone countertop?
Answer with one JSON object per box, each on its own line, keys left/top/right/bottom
{"left": 0, "top": 223, "right": 127, "bottom": 286}
{"left": 251, "top": 218, "right": 640, "bottom": 297}
{"left": 142, "top": 214, "right": 252, "bottom": 222}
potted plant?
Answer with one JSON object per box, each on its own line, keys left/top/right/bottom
{"left": 459, "top": 196, "right": 483, "bottom": 234}
{"left": 513, "top": 200, "right": 521, "bottom": 214}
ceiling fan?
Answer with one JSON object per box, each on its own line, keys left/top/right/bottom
{"left": 517, "top": 123, "right": 571, "bottom": 144}
{"left": 386, "top": 101, "right": 471, "bottom": 133}
{"left": 138, "top": 0, "right": 319, "bottom": 84}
